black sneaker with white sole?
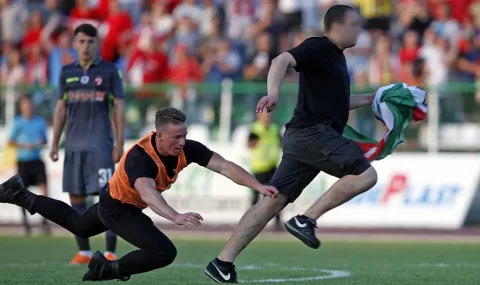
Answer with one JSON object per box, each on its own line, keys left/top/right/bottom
{"left": 284, "top": 215, "right": 321, "bottom": 249}
{"left": 204, "top": 258, "right": 237, "bottom": 283}
{"left": 82, "top": 251, "right": 130, "bottom": 282}
{"left": 0, "top": 175, "right": 36, "bottom": 214}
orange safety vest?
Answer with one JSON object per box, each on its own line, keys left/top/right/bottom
{"left": 109, "top": 132, "right": 187, "bottom": 209}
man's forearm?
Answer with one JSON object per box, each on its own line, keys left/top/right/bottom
{"left": 267, "top": 55, "right": 290, "bottom": 97}
{"left": 113, "top": 100, "right": 125, "bottom": 147}
{"left": 222, "top": 161, "right": 261, "bottom": 190}
{"left": 52, "top": 103, "right": 66, "bottom": 147}
{"left": 143, "top": 192, "right": 179, "bottom": 222}
{"left": 350, "top": 93, "right": 374, "bottom": 110}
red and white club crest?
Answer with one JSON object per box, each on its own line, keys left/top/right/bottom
{"left": 95, "top": 76, "right": 102, "bottom": 86}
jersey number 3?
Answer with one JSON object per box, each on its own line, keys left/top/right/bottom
{"left": 98, "top": 168, "right": 113, "bottom": 187}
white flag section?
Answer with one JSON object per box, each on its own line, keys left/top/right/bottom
{"left": 0, "top": 142, "right": 479, "bottom": 230}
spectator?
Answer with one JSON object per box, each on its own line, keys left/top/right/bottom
{"left": 1, "top": 49, "right": 26, "bottom": 124}
{"left": 225, "top": 0, "right": 255, "bottom": 41}
{"left": 1, "top": 49, "right": 26, "bottom": 97}
{"left": 399, "top": 30, "right": 420, "bottom": 64}
{"left": 41, "top": 0, "right": 68, "bottom": 45}
{"left": 354, "top": 0, "right": 393, "bottom": 35}
{"left": 243, "top": 33, "right": 272, "bottom": 82}
{"left": 469, "top": 0, "right": 480, "bottom": 28}
{"left": 202, "top": 39, "right": 242, "bottom": 83}
{"left": 453, "top": 30, "right": 480, "bottom": 121}
{"left": 345, "top": 29, "right": 372, "bottom": 76}
{"left": 174, "top": 16, "right": 201, "bottom": 54}
{"left": 405, "top": 1, "right": 433, "bottom": 39}
{"left": 408, "top": 58, "right": 428, "bottom": 87}
{"left": 242, "top": 32, "right": 273, "bottom": 123}
{"left": 46, "top": 28, "right": 76, "bottom": 89}
{"left": 0, "top": 0, "right": 28, "bottom": 46}
{"left": 368, "top": 36, "right": 400, "bottom": 86}
{"left": 249, "top": 0, "right": 275, "bottom": 38}
{"left": 200, "top": 0, "right": 220, "bottom": 37}
{"left": 419, "top": 29, "right": 448, "bottom": 90}
{"left": 169, "top": 43, "right": 202, "bottom": 90}
{"left": 1, "top": 42, "right": 15, "bottom": 66}
{"left": 278, "top": 0, "right": 303, "bottom": 35}
{"left": 173, "top": 0, "right": 202, "bottom": 25}
{"left": 430, "top": 3, "right": 460, "bottom": 45}
{"left": 399, "top": 30, "right": 421, "bottom": 82}
{"left": 26, "top": 44, "right": 49, "bottom": 89}
{"left": 69, "top": 0, "right": 101, "bottom": 29}
{"left": 99, "top": 0, "right": 134, "bottom": 62}
{"left": 352, "top": 68, "right": 376, "bottom": 139}
{"left": 151, "top": 1, "right": 175, "bottom": 37}
{"left": 22, "top": 10, "right": 44, "bottom": 56}
{"left": 127, "top": 34, "right": 169, "bottom": 127}
{"left": 168, "top": 43, "right": 202, "bottom": 122}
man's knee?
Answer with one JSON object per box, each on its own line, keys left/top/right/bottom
{"left": 259, "top": 193, "right": 289, "bottom": 214}
{"left": 360, "top": 166, "right": 377, "bottom": 190}
{"left": 150, "top": 243, "right": 177, "bottom": 268}
{"left": 164, "top": 245, "right": 177, "bottom": 266}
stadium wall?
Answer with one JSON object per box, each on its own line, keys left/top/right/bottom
{"left": 0, "top": 141, "right": 479, "bottom": 230}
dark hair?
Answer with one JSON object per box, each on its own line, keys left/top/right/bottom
{"left": 324, "top": 5, "right": 355, "bottom": 32}
{"left": 413, "top": 58, "right": 425, "bottom": 78}
{"left": 74, "top": 23, "right": 98, "bottom": 37}
{"left": 155, "top": 108, "right": 186, "bottom": 128}
{"left": 19, "top": 95, "right": 32, "bottom": 103}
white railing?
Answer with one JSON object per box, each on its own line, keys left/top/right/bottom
{"left": 0, "top": 80, "right": 446, "bottom": 153}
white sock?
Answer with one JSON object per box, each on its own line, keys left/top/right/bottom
{"left": 79, "top": 250, "right": 92, "bottom": 257}
{"left": 104, "top": 251, "right": 116, "bottom": 257}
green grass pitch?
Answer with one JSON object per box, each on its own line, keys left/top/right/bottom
{"left": 0, "top": 236, "right": 479, "bottom": 284}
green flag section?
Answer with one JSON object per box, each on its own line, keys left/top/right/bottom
{"left": 343, "top": 83, "right": 428, "bottom": 161}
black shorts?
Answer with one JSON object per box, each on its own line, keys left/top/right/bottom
{"left": 254, "top": 167, "right": 277, "bottom": 184}
{"left": 270, "top": 122, "right": 371, "bottom": 202}
{"left": 17, "top": 160, "right": 47, "bottom": 188}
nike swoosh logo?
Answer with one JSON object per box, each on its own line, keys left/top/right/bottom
{"left": 212, "top": 262, "right": 230, "bottom": 280}
{"left": 294, "top": 217, "right": 307, "bottom": 228}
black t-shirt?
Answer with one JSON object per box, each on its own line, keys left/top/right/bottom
{"left": 124, "top": 136, "right": 214, "bottom": 187}
{"left": 286, "top": 36, "right": 350, "bottom": 133}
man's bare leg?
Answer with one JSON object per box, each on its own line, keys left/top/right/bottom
{"left": 284, "top": 167, "right": 377, "bottom": 249}
{"left": 218, "top": 194, "right": 289, "bottom": 263}
{"left": 304, "top": 166, "right": 377, "bottom": 219}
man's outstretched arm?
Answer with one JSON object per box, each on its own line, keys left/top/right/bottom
{"left": 135, "top": 178, "right": 203, "bottom": 228}
{"left": 205, "top": 152, "right": 278, "bottom": 197}
{"left": 349, "top": 93, "right": 374, "bottom": 110}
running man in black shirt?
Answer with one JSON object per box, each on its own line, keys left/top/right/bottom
{"left": 205, "top": 5, "right": 379, "bottom": 283}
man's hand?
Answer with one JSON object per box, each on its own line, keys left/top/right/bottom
{"left": 256, "top": 95, "right": 278, "bottom": 113}
{"left": 254, "top": 184, "right": 279, "bottom": 198}
{"left": 49, "top": 145, "right": 59, "bottom": 162}
{"left": 174, "top": 212, "right": 203, "bottom": 228}
{"left": 112, "top": 145, "right": 123, "bottom": 164}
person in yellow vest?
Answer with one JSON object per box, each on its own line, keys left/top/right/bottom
{"left": 248, "top": 112, "right": 282, "bottom": 230}
{"left": 353, "top": 0, "right": 392, "bottom": 34}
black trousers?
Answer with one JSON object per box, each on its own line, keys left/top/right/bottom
{"left": 31, "top": 187, "right": 177, "bottom": 276}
